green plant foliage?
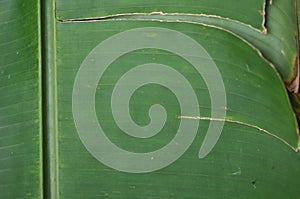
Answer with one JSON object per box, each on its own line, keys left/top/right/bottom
{"left": 0, "top": 0, "right": 42, "bottom": 198}
{"left": 113, "top": 0, "right": 299, "bottom": 92}
{"left": 54, "top": 20, "right": 300, "bottom": 198}
{"left": 55, "top": 0, "right": 265, "bottom": 30}
{"left": 1, "top": 0, "right": 300, "bottom": 198}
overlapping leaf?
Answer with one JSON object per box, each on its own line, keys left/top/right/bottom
{"left": 56, "top": 0, "right": 265, "bottom": 30}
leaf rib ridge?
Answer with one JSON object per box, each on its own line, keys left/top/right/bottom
{"left": 178, "top": 116, "right": 299, "bottom": 152}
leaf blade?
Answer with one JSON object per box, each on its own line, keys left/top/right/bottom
{"left": 56, "top": 0, "right": 265, "bottom": 30}
{"left": 54, "top": 20, "right": 300, "bottom": 197}
{"left": 0, "top": 0, "right": 42, "bottom": 198}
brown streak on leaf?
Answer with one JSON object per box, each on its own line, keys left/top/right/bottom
{"left": 261, "top": 0, "right": 267, "bottom": 34}
{"left": 285, "top": 0, "right": 300, "bottom": 93}
{"left": 286, "top": 55, "right": 299, "bottom": 92}
{"left": 294, "top": 0, "right": 300, "bottom": 93}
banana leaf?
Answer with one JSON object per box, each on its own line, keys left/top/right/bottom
{"left": 0, "top": 0, "right": 43, "bottom": 198}
{"left": 53, "top": 20, "right": 300, "bottom": 198}
{"left": 1, "top": 0, "right": 300, "bottom": 198}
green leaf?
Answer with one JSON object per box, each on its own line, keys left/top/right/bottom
{"left": 56, "top": 0, "right": 265, "bottom": 30}
{"left": 111, "top": 0, "right": 299, "bottom": 92}
{"left": 53, "top": 19, "right": 299, "bottom": 197}
{"left": 2, "top": 0, "right": 300, "bottom": 198}
{"left": 54, "top": 0, "right": 300, "bottom": 155}
{"left": 0, "top": 0, "right": 42, "bottom": 198}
